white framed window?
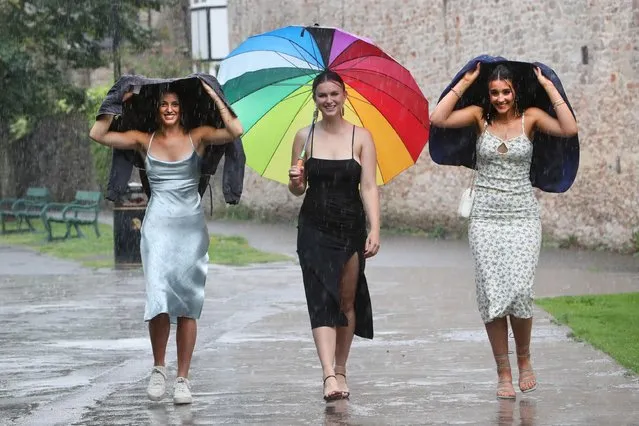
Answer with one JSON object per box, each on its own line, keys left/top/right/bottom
{"left": 190, "top": 0, "right": 228, "bottom": 62}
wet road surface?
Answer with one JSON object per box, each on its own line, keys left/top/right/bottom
{"left": 1, "top": 220, "right": 638, "bottom": 425}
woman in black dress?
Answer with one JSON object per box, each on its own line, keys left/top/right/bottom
{"left": 288, "top": 70, "right": 380, "bottom": 401}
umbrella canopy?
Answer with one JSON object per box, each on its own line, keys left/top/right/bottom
{"left": 217, "top": 25, "right": 430, "bottom": 185}
{"left": 429, "top": 55, "right": 580, "bottom": 193}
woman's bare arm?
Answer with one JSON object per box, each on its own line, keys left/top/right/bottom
{"left": 193, "top": 81, "right": 244, "bottom": 146}
{"left": 359, "top": 128, "right": 380, "bottom": 258}
{"left": 430, "top": 63, "right": 483, "bottom": 130}
{"left": 526, "top": 67, "right": 578, "bottom": 137}
{"left": 89, "top": 115, "right": 146, "bottom": 150}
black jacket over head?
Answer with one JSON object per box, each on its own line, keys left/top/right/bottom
{"left": 96, "top": 73, "right": 245, "bottom": 204}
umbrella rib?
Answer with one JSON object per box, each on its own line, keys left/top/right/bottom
{"left": 344, "top": 69, "right": 424, "bottom": 100}
{"left": 270, "top": 50, "right": 321, "bottom": 78}
{"left": 262, "top": 91, "right": 315, "bottom": 174}
{"left": 265, "top": 34, "right": 324, "bottom": 68}
{"left": 228, "top": 48, "right": 319, "bottom": 78}
{"left": 344, "top": 73, "right": 429, "bottom": 127}
{"left": 226, "top": 74, "right": 317, "bottom": 105}
{"left": 338, "top": 59, "right": 426, "bottom": 99}
{"left": 242, "top": 77, "right": 314, "bottom": 137}
{"left": 306, "top": 32, "right": 324, "bottom": 70}
{"left": 333, "top": 53, "right": 386, "bottom": 69}
{"left": 345, "top": 93, "right": 373, "bottom": 106}
{"left": 235, "top": 32, "right": 323, "bottom": 68}
{"left": 284, "top": 33, "right": 324, "bottom": 70}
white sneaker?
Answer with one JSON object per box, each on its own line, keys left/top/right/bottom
{"left": 146, "top": 366, "right": 167, "bottom": 401}
{"left": 173, "top": 377, "right": 193, "bottom": 404}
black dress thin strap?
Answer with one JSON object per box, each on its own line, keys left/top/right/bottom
{"left": 351, "top": 125, "right": 355, "bottom": 159}
{"left": 309, "top": 124, "right": 315, "bottom": 158}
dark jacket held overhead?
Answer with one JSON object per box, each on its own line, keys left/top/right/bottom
{"left": 96, "top": 73, "right": 245, "bottom": 204}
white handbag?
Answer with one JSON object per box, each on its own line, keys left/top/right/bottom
{"left": 457, "top": 184, "right": 476, "bottom": 218}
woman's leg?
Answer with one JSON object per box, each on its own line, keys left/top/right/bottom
{"left": 334, "top": 253, "right": 359, "bottom": 396}
{"left": 312, "top": 326, "right": 341, "bottom": 399}
{"left": 510, "top": 316, "right": 536, "bottom": 392}
{"left": 485, "top": 317, "right": 516, "bottom": 399}
{"left": 147, "top": 313, "right": 171, "bottom": 400}
{"left": 149, "top": 313, "right": 171, "bottom": 366}
{"left": 176, "top": 317, "right": 197, "bottom": 378}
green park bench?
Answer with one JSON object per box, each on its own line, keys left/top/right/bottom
{"left": 41, "top": 190, "right": 102, "bottom": 241}
{"left": 0, "top": 187, "right": 52, "bottom": 234}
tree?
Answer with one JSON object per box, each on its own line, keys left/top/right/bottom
{"left": 0, "top": 0, "right": 169, "bottom": 129}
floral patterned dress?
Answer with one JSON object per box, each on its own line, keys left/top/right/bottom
{"left": 469, "top": 114, "right": 541, "bottom": 323}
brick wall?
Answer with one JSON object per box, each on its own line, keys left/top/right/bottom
{"left": 226, "top": 0, "right": 638, "bottom": 250}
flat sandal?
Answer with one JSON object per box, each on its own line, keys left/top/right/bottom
{"left": 495, "top": 354, "right": 516, "bottom": 400}
{"left": 517, "top": 352, "right": 537, "bottom": 393}
{"left": 335, "top": 372, "right": 350, "bottom": 399}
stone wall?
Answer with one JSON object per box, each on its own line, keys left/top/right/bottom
{"left": 225, "top": 0, "right": 639, "bottom": 250}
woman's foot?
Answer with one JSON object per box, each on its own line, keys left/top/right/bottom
{"left": 495, "top": 354, "right": 516, "bottom": 400}
{"left": 173, "top": 377, "right": 193, "bottom": 405}
{"left": 517, "top": 349, "right": 537, "bottom": 393}
{"left": 146, "top": 365, "right": 167, "bottom": 401}
{"left": 323, "top": 375, "right": 343, "bottom": 401}
{"left": 334, "top": 365, "right": 350, "bottom": 399}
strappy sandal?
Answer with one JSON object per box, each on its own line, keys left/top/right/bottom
{"left": 517, "top": 350, "right": 537, "bottom": 393}
{"left": 323, "top": 375, "right": 343, "bottom": 401}
{"left": 495, "top": 354, "right": 516, "bottom": 400}
{"left": 334, "top": 366, "right": 350, "bottom": 399}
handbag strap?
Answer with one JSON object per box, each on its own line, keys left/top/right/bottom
{"left": 468, "top": 125, "right": 486, "bottom": 190}
{"left": 467, "top": 168, "right": 478, "bottom": 190}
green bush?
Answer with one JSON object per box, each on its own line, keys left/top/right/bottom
{"left": 82, "top": 85, "right": 113, "bottom": 192}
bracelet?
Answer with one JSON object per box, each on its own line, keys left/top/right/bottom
{"left": 450, "top": 88, "right": 462, "bottom": 99}
{"left": 552, "top": 98, "right": 565, "bottom": 108}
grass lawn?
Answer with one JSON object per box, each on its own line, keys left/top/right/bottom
{"left": 0, "top": 221, "right": 290, "bottom": 268}
{"left": 536, "top": 293, "right": 639, "bottom": 374}
{"left": 209, "top": 234, "right": 290, "bottom": 265}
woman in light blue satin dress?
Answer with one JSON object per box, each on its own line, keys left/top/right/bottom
{"left": 90, "top": 80, "right": 243, "bottom": 404}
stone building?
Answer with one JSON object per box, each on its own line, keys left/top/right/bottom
{"left": 222, "top": 0, "right": 638, "bottom": 251}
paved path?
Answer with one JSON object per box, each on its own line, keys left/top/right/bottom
{"left": 1, "top": 218, "right": 638, "bottom": 425}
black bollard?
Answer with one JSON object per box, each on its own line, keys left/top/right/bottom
{"left": 113, "top": 182, "right": 147, "bottom": 269}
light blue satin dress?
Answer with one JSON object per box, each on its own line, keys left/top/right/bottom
{"left": 141, "top": 132, "right": 209, "bottom": 323}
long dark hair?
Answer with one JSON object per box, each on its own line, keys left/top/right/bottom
{"left": 312, "top": 70, "right": 346, "bottom": 98}
{"left": 483, "top": 64, "right": 523, "bottom": 123}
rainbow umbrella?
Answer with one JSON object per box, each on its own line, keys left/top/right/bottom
{"left": 217, "top": 25, "right": 429, "bottom": 185}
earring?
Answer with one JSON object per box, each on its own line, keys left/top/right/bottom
{"left": 341, "top": 106, "right": 345, "bottom": 116}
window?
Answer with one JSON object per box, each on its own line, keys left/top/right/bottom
{"left": 190, "top": 0, "right": 229, "bottom": 62}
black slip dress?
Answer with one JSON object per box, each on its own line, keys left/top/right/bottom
{"left": 296, "top": 125, "right": 373, "bottom": 339}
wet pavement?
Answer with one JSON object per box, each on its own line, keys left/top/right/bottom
{"left": 1, "top": 219, "right": 638, "bottom": 425}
